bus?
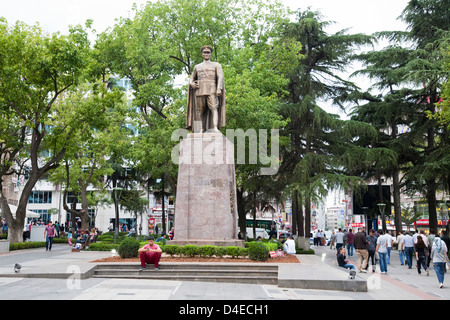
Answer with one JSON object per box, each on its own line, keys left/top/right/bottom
{"left": 245, "top": 218, "right": 280, "bottom": 239}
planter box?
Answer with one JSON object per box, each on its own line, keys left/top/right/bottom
{"left": 0, "top": 240, "right": 10, "bottom": 253}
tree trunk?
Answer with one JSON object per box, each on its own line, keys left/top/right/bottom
{"left": 392, "top": 170, "right": 402, "bottom": 236}
{"left": 298, "top": 192, "right": 304, "bottom": 237}
{"left": 426, "top": 181, "right": 438, "bottom": 233}
{"left": 291, "top": 190, "right": 298, "bottom": 235}
{"left": 304, "top": 194, "right": 311, "bottom": 238}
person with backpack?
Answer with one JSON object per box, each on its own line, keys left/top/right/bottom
{"left": 431, "top": 236, "right": 448, "bottom": 288}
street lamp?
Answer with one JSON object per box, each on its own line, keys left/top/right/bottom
{"left": 113, "top": 187, "right": 123, "bottom": 242}
{"left": 377, "top": 203, "right": 387, "bottom": 233}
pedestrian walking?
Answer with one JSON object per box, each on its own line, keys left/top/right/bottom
{"left": 329, "top": 231, "right": 336, "bottom": 250}
{"left": 335, "top": 228, "right": 345, "bottom": 251}
{"left": 415, "top": 236, "right": 429, "bottom": 276}
{"left": 385, "top": 231, "right": 393, "bottom": 264}
{"left": 396, "top": 231, "right": 405, "bottom": 265}
{"left": 427, "top": 229, "right": 436, "bottom": 268}
{"left": 346, "top": 229, "right": 355, "bottom": 257}
{"left": 366, "top": 229, "right": 378, "bottom": 273}
{"left": 376, "top": 229, "right": 389, "bottom": 274}
{"left": 403, "top": 232, "right": 415, "bottom": 269}
{"left": 354, "top": 227, "right": 368, "bottom": 273}
{"left": 431, "top": 236, "right": 448, "bottom": 288}
{"left": 44, "top": 221, "right": 56, "bottom": 251}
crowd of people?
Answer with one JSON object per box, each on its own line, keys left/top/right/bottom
{"left": 333, "top": 227, "right": 450, "bottom": 289}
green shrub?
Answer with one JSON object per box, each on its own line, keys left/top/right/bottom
{"left": 181, "top": 245, "right": 201, "bottom": 257}
{"left": 10, "top": 242, "right": 46, "bottom": 251}
{"left": 248, "top": 242, "right": 269, "bottom": 261}
{"left": 117, "top": 237, "right": 140, "bottom": 259}
{"left": 87, "top": 243, "right": 120, "bottom": 251}
{"left": 263, "top": 242, "right": 278, "bottom": 252}
{"left": 226, "top": 246, "right": 240, "bottom": 258}
{"left": 238, "top": 247, "right": 249, "bottom": 258}
{"left": 163, "top": 245, "right": 181, "bottom": 257}
{"left": 268, "top": 239, "right": 283, "bottom": 250}
{"left": 214, "top": 246, "right": 227, "bottom": 258}
{"left": 201, "top": 245, "right": 216, "bottom": 257}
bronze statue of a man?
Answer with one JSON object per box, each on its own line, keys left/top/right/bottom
{"left": 186, "top": 45, "right": 225, "bottom": 133}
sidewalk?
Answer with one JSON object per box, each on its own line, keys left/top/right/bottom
{"left": 1, "top": 244, "right": 449, "bottom": 300}
{"left": 0, "top": 243, "right": 364, "bottom": 291}
{"left": 311, "top": 244, "right": 449, "bottom": 300}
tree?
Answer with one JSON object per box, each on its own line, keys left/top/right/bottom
{"left": 279, "top": 9, "right": 376, "bottom": 237}
{"left": 351, "top": 0, "right": 450, "bottom": 234}
{"left": 398, "top": 0, "right": 449, "bottom": 233}
{"left": 351, "top": 44, "right": 416, "bottom": 235}
{"left": 0, "top": 19, "right": 92, "bottom": 242}
{"left": 47, "top": 82, "right": 128, "bottom": 231}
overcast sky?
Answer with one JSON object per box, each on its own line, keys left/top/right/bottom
{"left": 2, "top": 0, "right": 409, "bottom": 36}
{"left": 1, "top": 0, "right": 410, "bottom": 116}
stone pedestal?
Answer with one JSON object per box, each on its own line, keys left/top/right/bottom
{"left": 172, "top": 132, "right": 243, "bottom": 247}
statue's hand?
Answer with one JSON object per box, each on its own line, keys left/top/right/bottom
{"left": 190, "top": 80, "right": 199, "bottom": 89}
{"left": 216, "top": 89, "right": 222, "bottom": 96}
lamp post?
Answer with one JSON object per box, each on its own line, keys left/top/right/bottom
{"left": 378, "top": 203, "right": 387, "bottom": 233}
{"left": 113, "top": 187, "right": 123, "bottom": 242}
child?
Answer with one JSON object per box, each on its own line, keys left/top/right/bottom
{"left": 68, "top": 231, "right": 73, "bottom": 246}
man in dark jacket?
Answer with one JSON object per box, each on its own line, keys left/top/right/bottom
{"left": 354, "top": 227, "right": 369, "bottom": 273}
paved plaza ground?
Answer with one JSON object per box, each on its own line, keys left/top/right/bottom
{"left": 0, "top": 243, "right": 448, "bottom": 303}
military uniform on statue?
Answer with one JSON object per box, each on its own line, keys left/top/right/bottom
{"left": 186, "top": 45, "right": 226, "bottom": 133}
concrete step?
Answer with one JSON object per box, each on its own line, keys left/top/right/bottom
{"left": 92, "top": 263, "right": 279, "bottom": 284}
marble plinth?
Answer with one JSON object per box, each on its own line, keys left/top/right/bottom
{"left": 173, "top": 132, "right": 243, "bottom": 247}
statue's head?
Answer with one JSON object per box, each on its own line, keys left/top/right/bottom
{"left": 201, "top": 45, "right": 213, "bottom": 53}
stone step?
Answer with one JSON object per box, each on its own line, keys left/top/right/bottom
{"left": 92, "top": 274, "right": 278, "bottom": 284}
{"left": 92, "top": 263, "right": 279, "bottom": 284}
{"left": 94, "top": 262, "right": 277, "bottom": 271}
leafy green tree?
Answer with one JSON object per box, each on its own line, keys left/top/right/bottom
{"left": 47, "top": 82, "right": 128, "bottom": 231}
{"left": 279, "top": 9, "right": 376, "bottom": 236}
{"left": 352, "top": 0, "right": 449, "bottom": 234}
{"left": 351, "top": 44, "right": 415, "bottom": 234}
{"left": 0, "top": 19, "right": 92, "bottom": 242}
{"left": 396, "top": 0, "right": 449, "bottom": 233}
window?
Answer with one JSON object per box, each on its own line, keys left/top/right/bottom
{"left": 28, "top": 191, "right": 52, "bottom": 204}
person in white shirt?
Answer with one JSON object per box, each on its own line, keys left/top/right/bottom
{"left": 403, "top": 232, "right": 415, "bottom": 269}
{"left": 385, "top": 231, "right": 393, "bottom": 264}
{"left": 396, "top": 232, "right": 405, "bottom": 265}
{"left": 376, "top": 229, "right": 389, "bottom": 273}
{"left": 313, "top": 230, "right": 320, "bottom": 246}
{"left": 283, "top": 236, "right": 296, "bottom": 255}
{"left": 335, "top": 228, "right": 345, "bottom": 251}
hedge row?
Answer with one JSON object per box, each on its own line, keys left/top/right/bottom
{"left": 9, "top": 237, "right": 68, "bottom": 251}
{"left": 94, "top": 238, "right": 284, "bottom": 261}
